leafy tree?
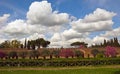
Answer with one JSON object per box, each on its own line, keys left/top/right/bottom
{"left": 105, "top": 46, "right": 117, "bottom": 57}
{"left": 41, "top": 49, "right": 50, "bottom": 59}
{"left": 8, "top": 51, "right": 18, "bottom": 59}
{"left": 71, "top": 42, "right": 88, "bottom": 48}
{"left": 60, "top": 49, "right": 74, "bottom": 58}
{"left": 74, "top": 50, "right": 84, "bottom": 58}
{"left": 36, "top": 38, "right": 44, "bottom": 48}
{"left": 0, "top": 40, "right": 22, "bottom": 48}
{"left": 19, "top": 51, "right": 27, "bottom": 59}
{"left": 0, "top": 40, "right": 11, "bottom": 48}
{"left": 42, "top": 41, "right": 50, "bottom": 48}
{"left": 36, "top": 38, "right": 50, "bottom": 48}
{"left": 29, "top": 50, "right": 40, "bottom": 59}
{"left": 26, "top": 38, "right": 50, "bottom": 50}
{"left": 30, "top": 40, "right": 36, "bottom": 50}
{"left": 91, "top": 49, "right": 99, "bottom": 58}
{"left": 52, "top": 50, "right": 60, "bottom": 58}
{"left": 11, "top": 40, "right": 21, "bottom": 48}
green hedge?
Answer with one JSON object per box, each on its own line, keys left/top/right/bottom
{"left": 0, "top": 58, "right": 120, "bottom": 67}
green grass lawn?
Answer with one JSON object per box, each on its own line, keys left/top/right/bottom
{"left": 0, "top": 66, "right": 120, "bottom": 74}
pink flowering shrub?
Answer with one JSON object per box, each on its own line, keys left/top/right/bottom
{"left": 105, "top": 46, "right": 117, "bottom": 57}
{"left": 60, "top": 49, "right": 74, "bottom": 58}
{"left": 0, "top": 51, "right": 6, "bottom": 59}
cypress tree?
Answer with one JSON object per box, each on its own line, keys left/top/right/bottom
{"left": 24, "top": 38, "right": 27, "bottom": 49}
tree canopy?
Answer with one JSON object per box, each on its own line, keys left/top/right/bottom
{"left": 70, "top": 41, "right": 88, "bottom": 48}
{"left": 27, "top": 38, "right": 50, "bottom": 49}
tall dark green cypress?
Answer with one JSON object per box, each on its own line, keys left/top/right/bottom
{"left": 103, "top": 39, "right": 107, "bottom": 47}
{"left": 24, "top": 38, "right": 27, "bottom": 49}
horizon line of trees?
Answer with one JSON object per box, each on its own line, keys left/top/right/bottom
{"left": 0, "top": 38, "right": 50, "bottom": 49}
{"left": 0, "top": 37, "right": 120, "bottom": 49}
{"left": 91, "top": 37, "right": 120, "bottom": 48}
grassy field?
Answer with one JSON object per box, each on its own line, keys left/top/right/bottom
{"left": 0, "top": 69, "right": 120, "bottom": 74}
{"left": 0, "top": 66, "right": 120, "bottom": 74}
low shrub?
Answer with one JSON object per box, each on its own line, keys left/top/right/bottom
{"left": 0, "top": 58, "right": 120, "bottom": 67}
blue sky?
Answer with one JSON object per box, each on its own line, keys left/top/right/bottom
{"left": 0, "top": 0, "right": 120, "bottom": 47}
{"left": 0, "top": 0, "right": 120, "bottom": 22}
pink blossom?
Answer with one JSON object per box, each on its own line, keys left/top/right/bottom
{"left": 105, "top": 46, "right": 117, "bottom": 57}
{"left": 60, "top": 49, "right": 74, "bottom": 58}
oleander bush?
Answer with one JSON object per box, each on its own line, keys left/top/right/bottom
{"left": 29, "top": 50, "right": 40, "bottom": 59}
{"left": 19, "top": 51, "right": 27, "bottom": 59}
{"left": 0, "top": 51, "right": 6, "bottom": 59}
{"left": 7, "top": 51, "right": 18, "bottom": 59}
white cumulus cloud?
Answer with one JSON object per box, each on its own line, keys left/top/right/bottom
{"left": 0, "top": 14, "right": 10, "bottom": 27}
{"left": 27, "top": 1, "right": 69, "bottom": 26}
{"left": 71, "top": 8, "right": 116, "bottom": 33}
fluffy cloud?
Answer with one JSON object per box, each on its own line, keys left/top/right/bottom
{"left": 0, "top": 38, "right": 7, "bottom": 43}
{"left": 27, "top": 33, "right": 45, "bottom": 40}
{"left": 62, "top": 29, "right": 89, "bottom": 40}
{"left": 50, "top": 33, "right": 62, "bottom": 42}
{"left": 50, "top": 32, "right": 69, "bottom": 48}
{"left": 71, "top": 8, "right": 116, "bottom": 32}
{"left": 49, "top": 8, "right": 116, "bottom": 47}
{"left": 3, "top": 19, "right": 46, "bottom": 38}
{"left": 92, "top": 36, "right": 108, "bottom": 44}
{"left": 49, "top": 30, "right": 91, "bottom": 47}
{"left": 91, "top": 27, "right": 120, "bottom": 44}
{"left": 0, "top": 1, "right": 117, "bottom": 48}
{"left": 100, "top": 27, "right": 120, "bottom": 37}
{"left": 50, "top": 33, "right": 63, "bottom": 47}
{"left": 83, "top": 8, "right": 116, "bottom": 23}
{"left": 50, "top": 35, "right": 93, "bottom": 48}
{"left": 90, "top": 27, "right": 120, "bottom": 44}
{"left": 0, "top": 14, "right": 10, "bottom": 27}
{"left": 27, "top": 1, "right": 69, "bottom": 26}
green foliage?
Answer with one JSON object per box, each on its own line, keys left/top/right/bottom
{"left": 96, "top": 53, "right": 104, "bottom": 58}
{"left": 52, "top": 50, "right": 60, "bottom": 58}
{"left": 91, "top": 49, "right": 99, "bottom": 58}
{"left": 27, "top": 38, "right": 50, "bottom": 50}
{"left": 0, "top": 41, "right": 11, "bottom": 48}
{"left": 11, "top": 40, "right": 21, "bottom": 48}
{"left": 0, "top": 58, "right": 120, "bottom": 67}
{"left": 29, "top": 50, "right": 40, "bottom": 59}
{"left": 70, "top": 42, "right": 88, "bottom": 48}
{"left": 19, "top": 51, "right": 27, "bottom": 59}
{"left": 8, "top": 51, "right": 18, "bottom": 59}
{"left": 75, "top": 50, "right": 84, "bottom": 58}
{"left": 0, "top": 40, "right": 21, "bottom": 48}
{"left": 41, "top": 49, "right": 50, "bottom": 59}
